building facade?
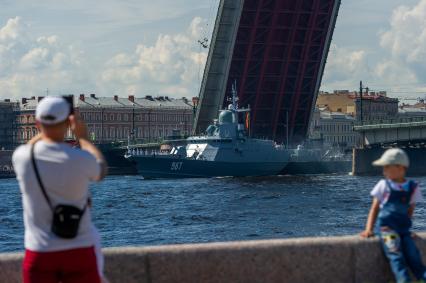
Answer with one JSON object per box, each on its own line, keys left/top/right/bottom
{"left": 311, "top": 89, "right": 399, "bottom": 149}
{"left": 316, "top": 91, "right": 356, "bottom": 115}
{"left": 398, "top": 101, "right": 426, "bottom": 118}
{"left": 355, "top": 95, "right": 398, "bottom": 122}
{"left": 16, "top": 95, "right": 195, "bottom": 144}
{"left": 0, "top": 100, "right": 19, "bottom": 149}
{"left": 77, "top": 94, "right": 194, "bottom": 143}
{"left": 317, "top": 90, "right": 398, "bottom": 122}
{"left": 16, "top": 97, "right": 39, "bottom": 144}
{"left": 309, "top": 107, "right": 358, "bottom": 148}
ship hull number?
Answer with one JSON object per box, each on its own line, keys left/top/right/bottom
{"left": 171, "top": 162, "right": 183, "bottom": 171}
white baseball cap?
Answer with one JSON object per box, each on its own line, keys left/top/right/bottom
{"left": 372, "top": 148, "right": 409, "bottom": 168}
{"left": 35, "top": 96, "right": 70, "bottom": 125}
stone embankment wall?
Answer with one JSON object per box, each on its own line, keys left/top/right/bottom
{"left": 352, "top": 147, "right": 426, "bottom": 176}
{"left": 2, "top": 234, "right": 426, "bottom": 283}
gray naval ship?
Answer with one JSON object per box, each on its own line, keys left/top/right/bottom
{"left": 282, "top": 144, "right": 352, "bottom": 175}
{"left": 126, "top": 87, "right": 290, "bottom": 179}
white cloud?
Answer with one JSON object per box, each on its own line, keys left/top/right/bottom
{"left": 322, "top": 44, "right": 370, "bottom": 90}
{"left": 8, "top": 0, "right": 425, "bottom": 101}
{"left": 100, "top": 17, "right": 208, "bottom": 98}
{"left": 20, "top": 47, "right": 50, "bottom": 70}
{"left": 0, "top": 17, "right": 22, "bottom": 41}
{"left": 323, "top": 0, "right": 426, "bottom": 94}
{"left": 378, "top": 0, "right": 426, "bottom": 83}
{"left": 0, "top": 15, "right": 210, "bottom": 99}
{"left": 0, "top": 17, "right": 91, "bottom": 99}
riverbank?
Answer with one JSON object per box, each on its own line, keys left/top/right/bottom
{"left": 2, "top": 233, "right": 425, "bottom": 283}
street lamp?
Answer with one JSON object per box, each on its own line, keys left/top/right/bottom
{"left": 98, "top": 103, "right": 104, "bottom": 144}
{"left": 131, "top": 103, "right": 135, "bottom": 142}
{"left": 192, "top": 97, "right": 199, "bottom": 123}
{"left": 359, "top": 81, "right": 369, "bottom": 148}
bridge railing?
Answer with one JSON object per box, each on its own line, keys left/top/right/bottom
{"left": 354, "top": 116, "right": 426, "bottom": 127}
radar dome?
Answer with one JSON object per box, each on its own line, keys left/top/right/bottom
{"left": 218, "top": 110, "right": 234, "bottom": 124}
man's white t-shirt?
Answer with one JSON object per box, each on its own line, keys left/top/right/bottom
{"left": 370, "top": 179, "right": 423, "bottom": 207}
{"left": 13, "top": 141, "right": 101, "bottom": 252}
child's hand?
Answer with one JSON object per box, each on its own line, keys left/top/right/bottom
{"left": 360, "top": 230, "right": 375, "bottom": 238}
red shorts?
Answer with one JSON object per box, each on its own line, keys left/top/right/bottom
{"left": 23, "top": 246, "right": 101, "bottom": 283}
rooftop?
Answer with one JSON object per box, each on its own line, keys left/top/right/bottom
{"left": 19, "top": 94, "right": 195, "bottom": 111}
{"left": 320, "top": 111, "right": 355, "bottom": 120}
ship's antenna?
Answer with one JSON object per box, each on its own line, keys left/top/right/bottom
{"left": 231, "top": 80, "right": 239, "bottom": 111}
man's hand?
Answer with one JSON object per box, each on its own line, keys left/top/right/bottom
{"left": 69, "top": 114, "right": 88, "bottom": 140}
{"left": 70, "top": 115, "right": 108, "bottom": 181}
{"left": 360, "top": 230, "right": 375, "bottom": 238}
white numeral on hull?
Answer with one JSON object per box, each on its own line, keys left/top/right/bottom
{"left": 171, "top": 162, "right": 183, "bottom": 171}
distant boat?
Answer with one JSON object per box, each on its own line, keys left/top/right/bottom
{"left": 281, "top": 144, "right": 352, "bottom": 175}
{"left": 0, "top": 149, "right": 15, "bottom": 179}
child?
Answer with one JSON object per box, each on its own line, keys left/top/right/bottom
{"left": 361, "top": 148, "right": 426, "bottom": 283}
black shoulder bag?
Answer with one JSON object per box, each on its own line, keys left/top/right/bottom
{"left": 31, "top": 143, "right": 87, "bottom": 239}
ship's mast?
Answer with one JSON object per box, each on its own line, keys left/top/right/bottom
{"left": 231, "top": 81, "right": 239, "bottom": 111}
{"left": 229, "top": 81, "right": 250, "bottom": 113}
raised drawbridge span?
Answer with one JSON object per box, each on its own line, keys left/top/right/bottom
{"left": 194, "top": 0, "right": 341, "bottom": 145}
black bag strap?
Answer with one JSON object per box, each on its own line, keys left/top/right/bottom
{"left": 30, "top": 142, "right": 88, "bottom": 212}
{"left": 31, "top": 143, "right": 54, "bottom": 211}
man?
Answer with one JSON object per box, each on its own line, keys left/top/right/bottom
{"left": 13, "top": 96, "right": 108, "bottom": 283}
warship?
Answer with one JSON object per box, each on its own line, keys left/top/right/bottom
{"left": 126, "top": 85, "right": 290, "bottom": 179}
{"left": 282, "top": 144, "right": 352, "bottom": 175}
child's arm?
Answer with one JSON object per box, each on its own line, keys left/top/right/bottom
{"left": 408, "top": 204, "right": 415, "bottom": 218}
{"left": 360, "top": 198, "right": 380, "bottom": 238}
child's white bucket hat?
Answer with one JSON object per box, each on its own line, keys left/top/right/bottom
{"left": 372, "top": 148, "right": 409, "bottom": 167}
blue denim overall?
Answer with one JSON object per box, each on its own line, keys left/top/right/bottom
{"left": 378, "top": 180, "right": 426, "bottom": 283}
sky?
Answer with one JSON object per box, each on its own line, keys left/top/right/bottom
{"left": 1, "top": 0, "right": 426, "bottom": 100}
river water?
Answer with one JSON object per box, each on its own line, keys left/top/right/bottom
{"left": 2, "top": 174, "right": 426, "bottom": 252}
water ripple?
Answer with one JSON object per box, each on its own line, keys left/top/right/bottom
{"left": 1, "top": 175, "right": 426, "bottom": 252}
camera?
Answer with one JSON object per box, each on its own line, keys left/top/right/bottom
{"left": 62, "top": 95, "right": 74, "bottom": 115}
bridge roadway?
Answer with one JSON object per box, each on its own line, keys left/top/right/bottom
{"left": 353, "top": 116, "right": 426, "bottom": 175}
{"left": 354, "top": 116, "right": 426, "bottom": 146}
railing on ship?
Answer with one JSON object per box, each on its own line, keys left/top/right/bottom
{"left": 126, "top": 148, "right": 171, "bottom": 157}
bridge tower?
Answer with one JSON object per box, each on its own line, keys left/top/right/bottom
{"left": 194, "top": 0, "right": 341, "bottom": 145}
